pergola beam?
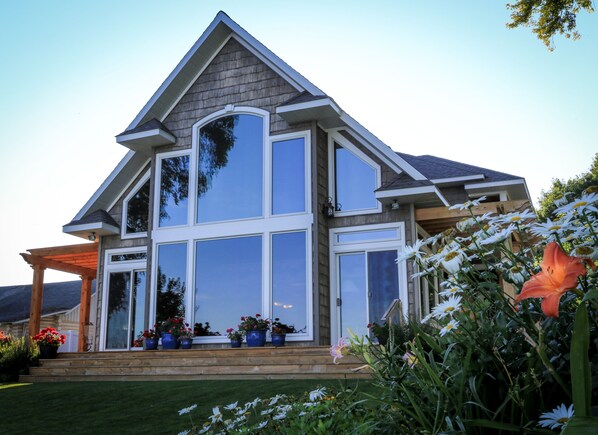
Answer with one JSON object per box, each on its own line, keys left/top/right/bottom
{"left": 20, "top": 253, "right": 96, "bottom": 278}
{"left": 78, "top": 276, "right": 93, "bottom": 352}
{"left": 27, "top": 243, "right": 98, "bottom": 257}
{"left": 415, "top": 199, "right": 531, "bottom": 222}
{"left": 29, "top": 265, "right": 45, "bottom": 336}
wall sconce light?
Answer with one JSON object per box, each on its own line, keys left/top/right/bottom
{"left": 391, "top": 200, "right": 400, "bottom": 211}
{"left": 88, "top": 232, "right": 96, "bottom": 242}
{"left": 322, "top": 197, "right": 335, "bottom": 218}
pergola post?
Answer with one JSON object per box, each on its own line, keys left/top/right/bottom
{"left": 29, "top": 265, "right": 46, "bottom": 336}
{"left": 78, "top": 276, "right": 93, "bottom": 352}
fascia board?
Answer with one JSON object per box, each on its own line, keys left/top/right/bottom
{"left": 116, "top": 128, "right": 176, "bottom": 146}
{"left": 72, "top": 151, "right": 136, "bottom": 221}
{"left": 464, "top": 179, "right": 525, "bottom": 190}
{"left": 338, "top": 112, "right": 427, "bottom": 181}
{"left": 275, "top": 97, "right": 340, "bottom": 115}
{"left": 376, "top": 185, "right": 449, "bottom": 206}
{"left": 62, "top": 222, "right": 120, "bottom": 236}
{"left": 431, "top": 174, "right": 485, "bottom": 185}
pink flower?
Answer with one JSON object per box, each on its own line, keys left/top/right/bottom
{"left": 330, "top": 337, "right": 350, "bottom": 364}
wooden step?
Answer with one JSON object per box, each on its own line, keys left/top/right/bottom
{"left": 21, "top": 346, "right": 370, "bottom": 382}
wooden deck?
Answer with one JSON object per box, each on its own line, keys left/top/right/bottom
{"left": 20, "top": 346, "right": 370, "bottom": 382}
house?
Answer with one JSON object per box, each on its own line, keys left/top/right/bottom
{"left": 25, "top": 12, "right": 531, "bottom": 351}
{"left": 0, "top": 281, "right": 97, "bottom": 351}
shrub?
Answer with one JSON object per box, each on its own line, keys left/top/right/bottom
{"left": 0, "top": 336, "right": 39, "bottom": 382}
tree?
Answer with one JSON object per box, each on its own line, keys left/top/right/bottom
{"left": 506, "top": 0, "right": 595, "bottom": 50}
{"left": 537, "top": 152, "right": 598, "bottom": 220}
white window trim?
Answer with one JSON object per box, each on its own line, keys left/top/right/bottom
{"left": 121, "top": 171, "right": 151, "bottom": 239}
{"left": 149, "top": 106, "right": 314, "bottom": 344}
{"left": 329, "top": 223, "right": 407, "bottom": 343}
{"left": 153, "top": 150, "right": 192, "bottom": 230}
{"left": 327, "top": 132, "right": 382, "bottom": 217}
{"left": 100, "top": 247, "right": 147, "bottom": 352}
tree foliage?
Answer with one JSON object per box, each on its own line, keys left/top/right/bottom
{"left": 506, "top": 0, "right": 595, "bottom": 50}
{"left": 537, "top": 152, "right": 598, "bottom": 220}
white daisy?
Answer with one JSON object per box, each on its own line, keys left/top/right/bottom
{"left": 396, "top": 239, "right": 426, "bottom": 263}
{"left": 530, "top": 217, "right": 570, "bottom": 239}
{"left": 178, "top": 404, "right": 197, "bottom": 416}
{"left": 538, "top": 403, "right": 574, "bottom": 430}
{"left": 555, "top": 192, "right": 598, "bottom": 216}
{"left": 448, "top": 196, "right": 487, "bottom": 211}
{"left": 456, "top": 217, "right": 477, "bottom": 232}
{"left": 268, "top": 394, "right": 286, "bottom": 406}
{"left": 198, "top": 426, "right": 211, "bottom": 435}
{"left": 223, "top": 401, "right": 238, "bottom": 411}
{"left": 209, "top": 406, "right": 223, "bottom": 424}
{"left": 439, "top": 248, "right": 465, "bottom": 274}
{"left": 431, "top": 295, "right": 462, "bottom": 319}
{"left": 439, "top": 286, "right": 463, "bottom": 297}
{"left": 439, "top": 320, "right": 460, "bottom": 336}
{"left": 571, "top": 244, "right": 598, "bottom": 260}
{"left": 493, "top": 209, "right": 536, "bottom": 225}
{"left": 309, "top": 387, "right": 327, "bottom": 401}
{"left": 507, "top": 265, "right": 526, "bottom": 284}
{"left": 257, "top": 421, "right": 268, "bottom": 429}
{"left": 479, "top": 224, "right": 516, "bottom": 246}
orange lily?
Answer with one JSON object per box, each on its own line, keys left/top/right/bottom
{"left": 515, "top": 242, "right": 589, "bottom": 317}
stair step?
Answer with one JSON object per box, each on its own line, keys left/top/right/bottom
{"left": 23, "top": 346, "right": 370, "bottom": 382}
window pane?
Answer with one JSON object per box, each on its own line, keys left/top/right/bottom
{"left": 110, "top": 252, "right": 147, "bottom": 263}
{"left": 106, "top": 272, "right": 131, "bottom": 349}
{"left": 272, "top": 138, "right": 305, "bottom": 214}
{"left": 197, "top": 115, "right": 263, "bottom": 223}
{"left": 335, "top": 143, "right": 377, "bottom": 212}
{"left": 156, "top": 243, "right": 187, "bottom": 324}
{"left": 272, "top": 232, "right": 307, "bottom": 333}
{"left": 130, "top": 270, "right": 146, "bottom": 346}
{"left": 368, "top": 250, "right": 399, "bottom": 324}
{"left": 159, "top": 155, "right": 189, "bottom": 227}
{"left": 126, "top": 179, "right": 150, "bottom": 234}
{"left": 195, "top": 236, "right": 262, "bottom": 335}
{"left": 337, "top": 229, "right": 397, "bottom": 244}
{"left": 339, "top": 253, "right": 368, "bottom": 337}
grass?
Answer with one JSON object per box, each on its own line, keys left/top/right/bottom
{"left": 0, "top": 379, "right": 375, "bottom": 434}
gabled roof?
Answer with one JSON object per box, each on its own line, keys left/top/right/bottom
{"left": 63, "top": 209, "right": 119, "bottom": 240}
{"left": 0, "top": 281, "right": 96, "bottom": 323}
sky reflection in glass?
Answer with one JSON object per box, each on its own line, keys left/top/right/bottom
{"left": 272, "top": 138, "right": 305, "bottom": 215}
{"left": 159, "top": 155, "right": 189, "bottom": 227}
{"left": 334, "top": 144, "right": 377, "bottom": 212}
{"left": 156, "top": 243, "right": 187, "bottom": 323}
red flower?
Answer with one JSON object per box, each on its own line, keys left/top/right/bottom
{"left": 515, "top": 242, "right": 590, "bottom": 317}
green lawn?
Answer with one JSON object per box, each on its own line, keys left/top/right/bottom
{"left": 0, "top": 380, "right": 375, "bottom": 434}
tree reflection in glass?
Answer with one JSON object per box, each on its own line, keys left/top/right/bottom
{"left": 155, "top": 243, "right": 186, "bottom": 325}
{"left": 197, "top": 114, "right": 263, "bottom": 223}
{"left": 159, "top": 155, "right": 189, "bottom": 227}
{"left": 126, "top": 179, "right": 150, "bottom": 234}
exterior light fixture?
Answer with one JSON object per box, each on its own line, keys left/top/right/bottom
{"left": 322, "top": 197, "right": 335, "bottom": 218}
{"left": 88, "top": 232, "right": 96, "bottom": 242}
{"left": 391, "top": 200, "right": 400, "bottom": 210}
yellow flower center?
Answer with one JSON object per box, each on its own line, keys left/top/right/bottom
{"left": 557, "top": 417, "right": 569, "bottom": 424}
{"left": 573, "top": 201, "right": 587, "bottom": 208}
{"left": 446, "top": 323, "right": 454, "bottom": 330}
{"left": 444, "top": 251, "right": 459, "bottom": 261}
{"left": 510, "top": 216, "right": 522, "bottom": 222}
{"left": 449, "top": 287, "right": 458, "bottom": 293}
{"left": 510, "top": 266, "right": 522, "bottom": 273}
{"left": 548, "top": 225, "right": 561, "bottom": 231}
{"left": 444, "top": 306, "right": 455, "bottom": 313}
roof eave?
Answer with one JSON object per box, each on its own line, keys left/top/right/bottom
{"left": 63, "top": 222, "right": 120, "bottom": 240}
{"left": 116, "top": 128, "right": 176, "bottom": 153}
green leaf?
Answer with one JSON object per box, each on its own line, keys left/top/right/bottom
{"left": 465, "top": 419, "right": 521, "bottom": 432}
{"left": 582, "top": 288, "right": 598, "bottom": 302}
{"left": 571, "top": 303, "right": 591, "bottom": 417}
{"left": 561, "top": 416, "right": 598, "bottom": 435}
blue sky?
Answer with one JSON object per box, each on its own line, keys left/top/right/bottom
{"left": 0, "top": 1, "right": 596, "bottom": 285}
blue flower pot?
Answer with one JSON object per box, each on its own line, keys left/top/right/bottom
{"left": 246, "top": 330, "right": 267, "bottom": 347}
{"left": 179, "top": 337, "right": 193, "bottom": 349}
{"left": 230, "top": 339, "right": 242, "bottom": 348}
{"left": 271, "top": 334, "right": 286, "bottom": 347}
{"left": 161, "top": 333, "right": 179, "bottom": 350}
{"left": 144, "top": 337, "right": 158, "bottom": 350}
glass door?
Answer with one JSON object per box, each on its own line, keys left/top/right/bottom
{"left": 336, "top": 250, "right": 400, "bottom": 339}
{"left": 105, "top": 270, "right": 146, "bottom": 350}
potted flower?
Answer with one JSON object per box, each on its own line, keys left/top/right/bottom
{"left": 159, "top": 317, "right": 188, "bottom": 350}
{"left": 136, "top": 329, "right": 158, "bottom": 350}
{"left": 271, "top": 318, "right": 296, "bottom": 347}
{"left": 238, "top": 314, "right": 270, "bottom": 347}
{"left": 226, "top": 328, "right": 243, "bottom": 348}
{"left": 32, "top": 327, "right": 66, "bottom": 359}
{"left": 178, "top": 327, "right": 194, "bottom": 349}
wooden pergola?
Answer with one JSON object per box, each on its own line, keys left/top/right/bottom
{"left": 20, "top": 243, "right": 98, "bottom": 352}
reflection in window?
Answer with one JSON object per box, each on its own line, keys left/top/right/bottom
{"left": 126, "top": 179, "right": 150, "bottom": 234}
{"left": 337, "top": 229, "right": 398, "bottom": 244}
{"left": 156, "top": 243, "right": 187, "bottom": 324}
{"left": 272, "top": 232, "right": 307, "bottom": 333}
{"left": 106, "top": 272, "right": 131, "bottom": 349}
{"left": 159, "top": 155, "right": 189, "bottom": 227}
{"left": 339, "top": 253, "right": 368, "bottom": 337}
{"left": 367, "top": 250, "right": 399, "bottom": 325}
{"left": 110, "top": 252, "right": 147, "bottom": 263}
{"left": 130, "top": 271, "right": 146, "bottom": 347}
{"left": 272, "top": 138, "right": 305, "bottom": 215}
{"left": 195, "top": 236, "right": 262, "bottom": 335}
{"left": 197, "top": 115, "right": 263, "bottom": 223}
{"left": 334, "top": 143, "right": 377, "bottom": 212}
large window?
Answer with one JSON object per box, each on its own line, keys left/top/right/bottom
{"left": 150, "top": 108, "right": 312, "bottom": 343}
{"left": 197, "top": 115, "right": 263, "bottom": 223}
{"left": 194, "top": 236, "right": 262, "bottom": 335}
{"left": 123, "top": 173, "right": 150, "bottom": 237}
